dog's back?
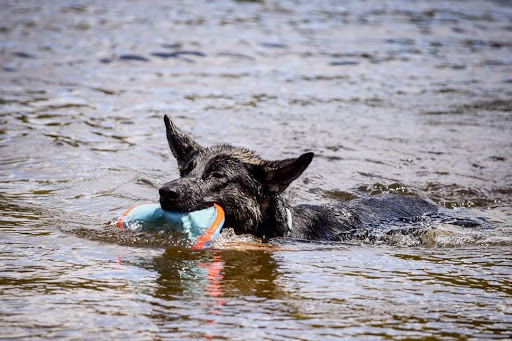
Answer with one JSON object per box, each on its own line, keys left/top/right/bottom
{"left": 286, "top": 195, "right": 438, "bottom": 241}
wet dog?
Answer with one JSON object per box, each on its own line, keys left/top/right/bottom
{"left": 159, "top": 115, "right": 438, "bottom": 241}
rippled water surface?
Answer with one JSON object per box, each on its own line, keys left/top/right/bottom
{"left": 1, "top": 0, "right": 512, "bottom": 339}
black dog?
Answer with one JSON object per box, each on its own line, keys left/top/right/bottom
{"left": 159, "top": 115, "right": 438, "bottom": 241}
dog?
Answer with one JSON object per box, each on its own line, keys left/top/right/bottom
{"left": 159, "top": 115, "right": 439, "bottom": 241}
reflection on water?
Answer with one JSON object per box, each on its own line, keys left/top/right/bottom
{"left": 148, "top": 248, "right": 283, "bottom": 300}
{"left": 109, "top": 247, "right": 288, "bottom": 339}
{"left": 1, "top": 0, "right": 512, "bottom": 339}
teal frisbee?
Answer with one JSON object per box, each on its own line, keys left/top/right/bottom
{"left": 116, "top": 203, "right": 225, "bottom": 249}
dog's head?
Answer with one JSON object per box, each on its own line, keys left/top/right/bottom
{"left": 159, "top": 115, "right": 314, "bottom": 235}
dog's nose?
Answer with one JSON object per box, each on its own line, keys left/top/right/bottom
{"left": 159, "top": 186, "right": 180, "bottom": 200}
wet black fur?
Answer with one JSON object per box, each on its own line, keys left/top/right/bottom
{"left": 159, "top": 115, "right": 438, "bottom": 240}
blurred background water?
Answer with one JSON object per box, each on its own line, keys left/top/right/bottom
{"left": 1, "top": 0, "right": 511, "bottom": 339}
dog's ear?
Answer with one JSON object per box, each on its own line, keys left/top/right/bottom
{"left": 263, "top": 152, "right": 314, "bottom": 194}
{"left": 163, "top": 115, "right": 202, "bottom": 169}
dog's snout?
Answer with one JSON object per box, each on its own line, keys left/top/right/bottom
{"left": 159, "top": 186, "right": 180, "bottom": 200}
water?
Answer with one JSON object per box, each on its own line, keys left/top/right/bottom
{"left": 1, "top": 0, "right": 512, "bottom": 339}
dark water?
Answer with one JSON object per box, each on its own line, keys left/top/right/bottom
{"left": 1, "top": 0, "right": 512, "bottom": 339}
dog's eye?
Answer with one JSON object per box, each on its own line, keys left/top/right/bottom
{"left": 209, "top": 172, "right": 224, "bottom": 179}
{"left": 181, "top": 160, "right": 196, "bottom": 175}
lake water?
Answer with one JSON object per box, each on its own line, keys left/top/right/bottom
{"left": 1, "top": 0, "right": 512, "bottom": 339}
